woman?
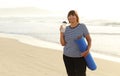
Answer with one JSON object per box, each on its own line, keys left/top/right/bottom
{"left": 60, "top": 10, "right": 92, "bottom": 76}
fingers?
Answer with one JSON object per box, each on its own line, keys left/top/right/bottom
{"left": 81, "top": 51, "right": 89, "bottom": 57}
{"left": 60, "top": 25, "right": 62, "bottom": 32}
{"left": 60, "top": 25, "right": 63, "bottom": 30}
{"left": 60, "top": 25, "right": 65, "bottom": 33}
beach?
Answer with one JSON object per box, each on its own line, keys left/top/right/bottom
{"left": 0, "top": 37, "right": 120, "bottom": 76}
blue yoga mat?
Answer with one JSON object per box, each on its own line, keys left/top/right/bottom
{"left": 75, "top": 37, "right": 97, "bottom": 70}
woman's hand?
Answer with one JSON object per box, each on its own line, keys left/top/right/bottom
{"left": 59, "top": 25, "right": 62, "bottom": 32}
{"left": 81, "top": 34, "right": 91, "bottom": 57}
{"left": 60, "top": 25, "right": 66, "bottom": 46}
{"left": 60, "top": 25, "right": 66, "bottom": 33}
{"left": 81, "top": 50, "right": 89, "bottom": 57}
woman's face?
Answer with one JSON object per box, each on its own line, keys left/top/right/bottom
{"left": 68, "top": 15, "right": 77, "bottom": 23}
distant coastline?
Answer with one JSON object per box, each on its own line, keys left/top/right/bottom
{"left": 0, "top": 7, "right": 65, "bottom": 17}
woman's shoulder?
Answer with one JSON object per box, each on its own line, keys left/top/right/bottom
{"left": 79, "top": 23, "right": 86, "bottom": 26}
{"left": 79, "top": 23, "right": 88, "bottom": 28}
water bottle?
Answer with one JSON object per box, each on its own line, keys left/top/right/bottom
{"left": 60, "top": 21, "right": 67, "bottom": 33}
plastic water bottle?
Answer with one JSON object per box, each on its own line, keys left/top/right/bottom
{"left": 60, "top": 21, "right": 67, "bottom": 33}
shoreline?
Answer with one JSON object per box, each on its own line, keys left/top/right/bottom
{"left": 0, "top": 34, "right": 120, "bottom": 76}
{"left": 0, "top": 33, "right": 120, "bottom": 63}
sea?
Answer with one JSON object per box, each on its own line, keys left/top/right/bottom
{"left": 0, "top": 16, "right": 120, "bottom": 63}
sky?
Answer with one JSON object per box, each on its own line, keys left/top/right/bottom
{"left": 0, "top": 0, "right": 120, "bottom": 19}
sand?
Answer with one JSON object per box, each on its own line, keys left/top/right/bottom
{"left": 0, "top": 37, "right": 120, "bottom": 76}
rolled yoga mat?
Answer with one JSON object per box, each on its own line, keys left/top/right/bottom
{"left": 75, "top": 37, "right": 97, "bottom": 70}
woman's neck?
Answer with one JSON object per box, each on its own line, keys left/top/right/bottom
{"left": 70, "top": 22, "right": 79, "bottom": 28}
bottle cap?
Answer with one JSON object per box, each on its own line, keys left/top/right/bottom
{"left": 62, "top": 21, "right": 67, "bottom": 24}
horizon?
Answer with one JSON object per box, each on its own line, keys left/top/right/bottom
{"left": 0, "top": 0, "right": 120, "bottom": 20}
